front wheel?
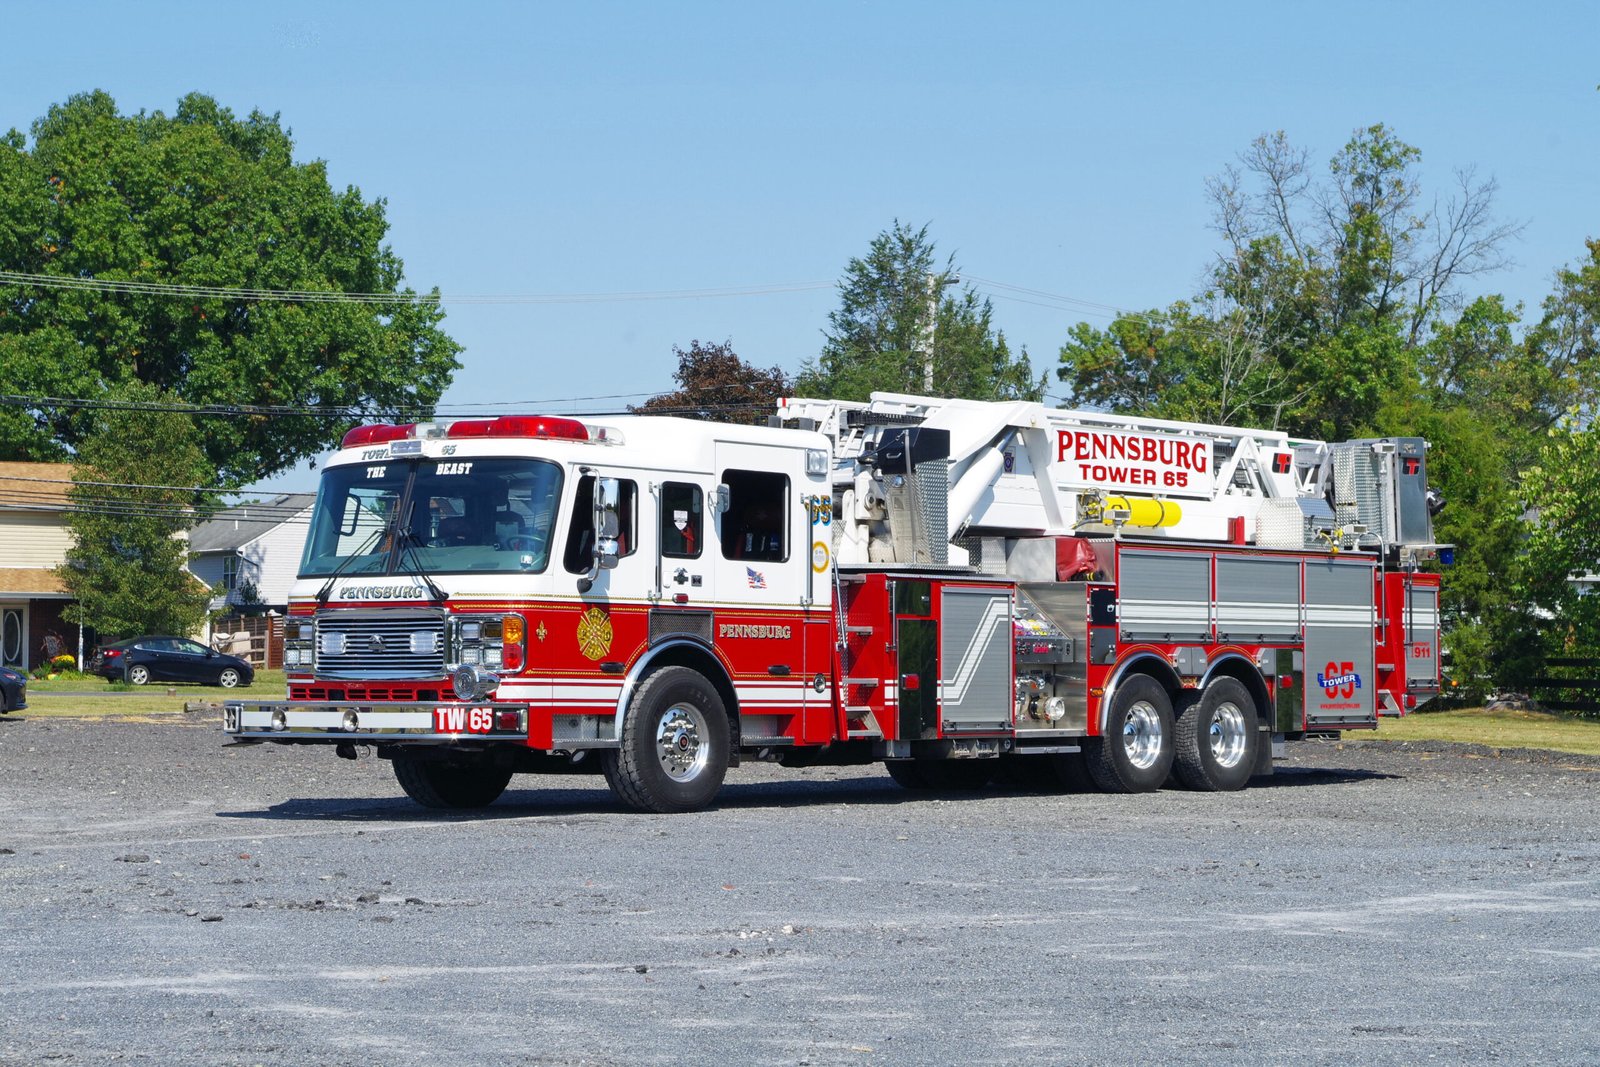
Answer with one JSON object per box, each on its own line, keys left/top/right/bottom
{"left": 1173, "top": 677, "right": 1259, "bottom": 791}
{"left": 393, "top": 756, "right": 513, "bottom": 809}
{"left": 127, "top": 664, "right": 151, "bottom": 686}
{"left": 602, "top": 667, "right": 730, "bottom": 813}
{"left": 1085, "top": 675, "right": 1175, "bottom": 793}
{"left": 217, "top": 667, "right": 242, "bottom": 688}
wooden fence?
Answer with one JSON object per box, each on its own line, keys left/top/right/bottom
{"left": 1531, "top": 657, "right": 1600, "bottom": 716}
{"left": 212, "top": 614, "right": 283, "bottom": 671}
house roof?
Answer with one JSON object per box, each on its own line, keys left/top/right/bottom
{"left": 190, "top": 493, "right": 318, "bottom": 553}
{"left": 0, "top": 462, "right": 77, "bottom": 512}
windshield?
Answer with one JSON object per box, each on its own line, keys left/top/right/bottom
{"left": 299, "top": 457, "right": 564, "bottom": 578}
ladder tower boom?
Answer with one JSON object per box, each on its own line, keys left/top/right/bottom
{"left": 777, "top": 392, "right": 1444, "bottom": 566}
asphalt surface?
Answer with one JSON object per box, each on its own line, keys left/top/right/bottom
{"left": 1, "top": 712, "right": 1597, "bottom": 1066}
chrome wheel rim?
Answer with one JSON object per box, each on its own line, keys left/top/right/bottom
{"left": 655, "top": 702, "right": 709, "bottom": 782}
{"left": 219, "top": 670, "right": 239, "bottom": 688}
{"left": 1121, "top": 700, "right": 1164, "bottom": 770}
{"left": 1209, "top": 701, "right": 1249, "bottom": 769}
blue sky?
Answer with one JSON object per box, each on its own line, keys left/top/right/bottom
{"left": 4, "top": 1, "right": 1596, "bottom": 495}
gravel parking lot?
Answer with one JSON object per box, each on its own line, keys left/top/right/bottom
{"left": 1, "top": 713, "right": 1597, "bottom": 1066}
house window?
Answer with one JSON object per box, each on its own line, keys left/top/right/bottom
{"left": 222, "top": 554, "right": 241, "bottom": 591}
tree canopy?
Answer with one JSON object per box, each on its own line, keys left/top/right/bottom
{"left": 632, "top": 339, "right": 789, "bottom": 425}
{"left": 57, "top": 382, "right": 213, "bottom": 639}
{"left": 797, "top": 221, "right": 1043, "bottom": 402}
{"left": 0, "top": 90, "right": 461, "bottom": 487}
{"left": 1059, "top": 125, "right": 1522, "bottom": 441}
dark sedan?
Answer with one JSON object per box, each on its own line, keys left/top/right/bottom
{"left": 0, "top": 665, "right": 25, "bottom": 712}
{"left": 90, "top": 637, "right": 254, "bottom": 688}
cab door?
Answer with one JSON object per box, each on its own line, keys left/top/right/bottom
{"left": 710, "top": 444, "right": 806, "bottom": 610}
{"left": 710, "top": 442, "right": 812, "bottom": 730}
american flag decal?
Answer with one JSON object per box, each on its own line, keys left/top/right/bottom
{"left": 746, "top": 567, "right": 767, "bottom": 589}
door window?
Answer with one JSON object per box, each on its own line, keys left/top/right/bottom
{"left": 720, "top": 470, "right": 789, "bottom": 562}
{"left": 661, "top": 482, "right": 703, "bottom": 559}
{"left": 0, "top": 609, "right": 20, "bottom": 667}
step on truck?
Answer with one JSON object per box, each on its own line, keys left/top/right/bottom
{"left": 222, "top": 393, "right": 1447, "bottom": 812}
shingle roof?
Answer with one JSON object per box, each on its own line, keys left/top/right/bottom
{"left": 189, "top": 493, "right": 317, "bottom": 553}
{"left": 0, "top": 462, "right": 77, "bottom": 512}
{"left": 0, "top": 567, "right": 67, "bottom": 595}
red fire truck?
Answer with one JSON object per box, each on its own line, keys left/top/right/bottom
{"left": 222, "top": 392, "right": 1446, "bottom": 812}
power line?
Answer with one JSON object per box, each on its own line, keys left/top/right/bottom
{"left": 0, "top": 270, "right": 833, "bottom": 305}
{"left": 0, "top": 392, "right": 780, "bottom": 420}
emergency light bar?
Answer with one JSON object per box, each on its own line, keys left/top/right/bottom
{"left": 340, "top": 416, "right": 616, "bottom": 449}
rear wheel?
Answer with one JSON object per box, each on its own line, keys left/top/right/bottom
{"left": 393, "top": 756, "right": 513, "bottom": 809}
{"left": 1085, "top": 675, "right": 1175, "bottom": 793}
{"left": 127, "top": 664, "right": 151, "bottom": 686}
{"left": 602, "top": 667, "right": 730, "bottom": 813}
{"left": 1173, "top": 677, "right": 1259, "bottom": 791}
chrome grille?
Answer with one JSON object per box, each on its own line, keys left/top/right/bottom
{"left": 315, "top": 610, "right": 446, "bottom": 679}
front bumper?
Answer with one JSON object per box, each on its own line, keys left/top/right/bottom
{"left": 222, "top": 700, "right": 529, "bottom": 745}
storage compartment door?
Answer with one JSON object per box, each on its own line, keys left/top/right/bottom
{"left": 1405, "top": 581, "right": 1441, "bottom": 691}
{"left": 938, "top": 586, "right": 1013, "bottom": 731}
{"left": 1215, "top": 556, "right": 1301, "bottom": 643}
{"left": 1304, "top": 560, "right": 1377, "bottom": 727}
{"left": 1118, "top": 550, "right": 1211, "bottom": 643}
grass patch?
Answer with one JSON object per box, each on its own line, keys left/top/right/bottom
{"left": 1375, "top": 706, "right": 1600, "bottom": 757}
{"left": 19, "top": 670, "right": 286, "bottom": 718}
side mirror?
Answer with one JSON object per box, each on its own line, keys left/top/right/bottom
{"left": 594, "top": 478, "right": 621, "bottom": 572}
{"left": 578, "top": 477, "right": 622, "bottom": 593}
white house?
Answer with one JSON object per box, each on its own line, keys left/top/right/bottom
{"left": 189, "top": 493, "right": 316, "bottom": 612}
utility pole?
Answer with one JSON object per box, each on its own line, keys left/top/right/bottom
{"left": 921, "top": 272, "right": 956, "bottom": 393}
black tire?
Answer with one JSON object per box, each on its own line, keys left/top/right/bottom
{"left": 127, "top": 664, "right": 151, "bottom": 686}
{"left": 1173, "top": 677, "right": 1260, "bottom": 792}
{"left": 217, "top": 667, "right": 242, "bottom": 688}
{"left": 393, "top": 756, "right": 513, "bottom": 809}
{"left": 1085, "top": 675, "right": 1175, "bottom": 793}
{"left": 601, "top": 666, "right": 730, "bottom": 813}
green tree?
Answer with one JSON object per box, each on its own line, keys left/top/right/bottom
{"left": 57, "top": 383, "right": 214, "bottom": 639}
{"left": 1060, "top": 125, "right": 1520, "bottom": 441}
{"left": 1522, "top": 238, "right": 1600, "bottom": 429}
{"left": 797, "top": 221, "right": 1042, "bottom": 402}
{"left": 1516, "top": 422, "right": 1600, "bottom": 660}
{"left": 632, "top": 339, "right": 789, "bottom": 425}
{"left": 0, "top": 90, "right": 460, "bottom": 485}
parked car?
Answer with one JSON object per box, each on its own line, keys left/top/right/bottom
{"left": 0, "top": 665, "right": 25, "bottom": 712}
{"left": 89, "top": 637, "right": 254, "bottom": 688}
